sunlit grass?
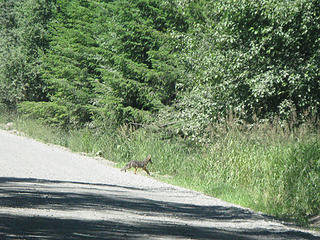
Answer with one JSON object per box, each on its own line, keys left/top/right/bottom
{"left": 3, "top": 114, "right": 319, "bottom": 226}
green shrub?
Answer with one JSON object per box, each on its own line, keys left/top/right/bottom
{"left": 18, "top": 101, "right": 70, "bottom": 129}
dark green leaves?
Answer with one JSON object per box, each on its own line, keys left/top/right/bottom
{"left": 1, "top": 0, "right": 320, "bottom": 133}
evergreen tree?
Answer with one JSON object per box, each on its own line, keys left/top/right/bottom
{"left": 41, "top": 0, "right": 104, "bottom": 126}
{"left": 94, "top": 0, "right": 188, "bottom": 124}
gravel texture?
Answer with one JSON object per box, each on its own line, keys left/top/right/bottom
{"left": 0, "top": 129, "right": 319, "bottom": 240}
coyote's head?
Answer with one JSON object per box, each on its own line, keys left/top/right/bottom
{"left": 146, "top": 155, "right": 152, "bottom": 164}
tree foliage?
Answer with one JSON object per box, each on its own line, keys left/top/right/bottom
{"left": 41, "top": 0, "right": 104, "bottom": 127}
{"left": 166, "top": 0, "right": 320, "bottom": 141}
{"left": 94, "top": 0, "right": 188, "bottom": 124}
{"left": 0, "top": 0, "right": 55, "bottom": 106}
{"left": 1, "top": 0, "right": 320, "bottom": 137}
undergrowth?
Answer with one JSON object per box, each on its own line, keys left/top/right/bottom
{"left": 1, "top": 113, "right": 319, "bottom": 227}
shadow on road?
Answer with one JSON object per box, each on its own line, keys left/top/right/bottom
{"left": 0, "top": 177, "right": 318, "bottom": 240}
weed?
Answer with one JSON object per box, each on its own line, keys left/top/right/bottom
{"left": 3, "top": 113, "right": 319, "bottom": 226}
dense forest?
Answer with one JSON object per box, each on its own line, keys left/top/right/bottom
{"left": 1, "top": 0, "right": 320, "bottom": 137}
{"left": 1, "top": 0, "right": 320, "bottom": 225}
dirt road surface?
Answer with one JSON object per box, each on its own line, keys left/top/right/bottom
{"left": 0, "top": 129, "right": 319, "bottom": 240}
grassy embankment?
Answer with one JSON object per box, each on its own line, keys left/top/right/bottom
{"left": 1, "top": 111, "right": 319, "bottom": 226}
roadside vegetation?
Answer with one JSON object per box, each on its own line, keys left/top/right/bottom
{"left": 1, "top": 111, "right": 319, "bottom": 226}
{"left": 1, "top": 0, "right": 319, "bottom": 226}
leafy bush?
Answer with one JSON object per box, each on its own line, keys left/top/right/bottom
{"left": 0, "top": 0, "right": 53, "bottom": 106}
{"left": 167, "top": 0, "right": 320, "bottom": 142}
{"left": 18, "top": 101, "right": 69, "bottom": 129}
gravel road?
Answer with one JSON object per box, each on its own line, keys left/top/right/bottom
{"left": 0, "top": 129, "right": 319, "bottom": 240}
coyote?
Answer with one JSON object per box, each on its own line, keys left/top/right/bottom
{"left": 121, "top": 155, "right": 152, "bottom": 175}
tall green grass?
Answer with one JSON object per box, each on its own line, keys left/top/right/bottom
{"left": 2, "top": 115, "right": 319, "bottom": 226}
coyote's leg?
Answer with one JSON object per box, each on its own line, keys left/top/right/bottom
{"left": 121, "top": 165, "right": 127, "bottom": 172}
{"left": 134, "top": 168, "right": 137, "bottom": 174}
{"left": 143, "top": 167, "right": 150, "bottom": 175}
